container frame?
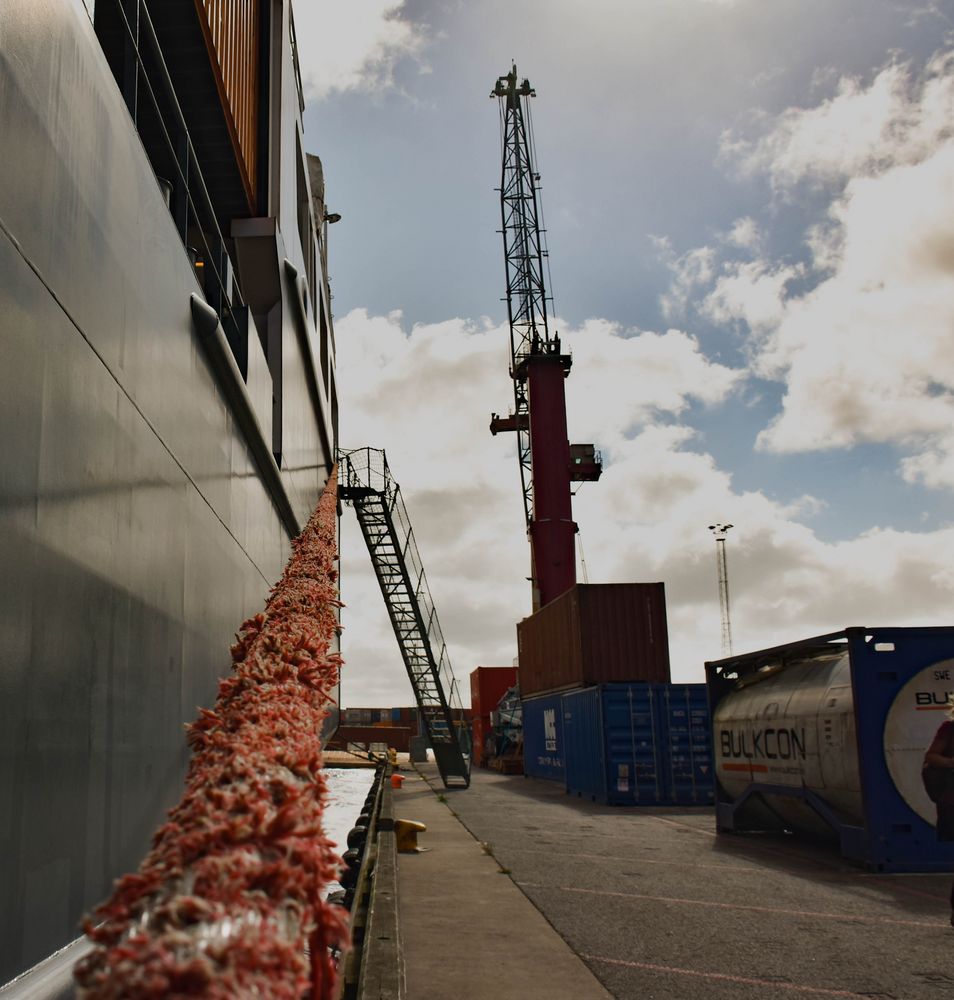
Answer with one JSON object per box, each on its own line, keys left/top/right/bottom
{"left": 707, "top": 626, "right": 954, "bottom": 873}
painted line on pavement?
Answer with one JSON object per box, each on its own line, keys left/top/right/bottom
{"left": 582, "top": 955, "right": 887, "bottom": 997}
{"left": 648, "top": 816, "right": 950, "bottom": 902}
{"left": 517, "top": 882, "right": 945, "bottom": 928}
{"left": 502, "top": 846, "right": 760, "bottom": 873}
{"left": 651, "top": 815, "right": 718, "bottom": 837}
{"left": 864, "top": 877, "right": 949, "bottom": 903}
{"left": 508, "top": 846, "right": 947, "bottom": 900}
{"left": 511, "top": 846, "right": 947, "bottom": 903}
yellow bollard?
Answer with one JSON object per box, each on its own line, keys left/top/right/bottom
{"left": 388, "top": 747, "right": 399, "bottom": 768}
{"left": 394, "top": 818, "right": 427, "bottom": 853}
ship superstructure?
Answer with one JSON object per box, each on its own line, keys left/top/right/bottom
{"left": 0, "top": 0, "right": 337, "bottom": 983}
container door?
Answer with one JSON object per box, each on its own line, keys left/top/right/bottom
{"left": 599, "top": 685, "right": 662, "bottom": 804}
{"left": 563, "top": 688, "right": 603, "bottom": 800}
{"left": 661, "top": 685, "right": 715, "bottom": 804}
{"left": 522, "top": 694, "right": 567, "bottom": 782}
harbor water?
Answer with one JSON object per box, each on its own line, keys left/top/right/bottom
{"left": 322, "top": 768, "right": 377, "bottom": 896}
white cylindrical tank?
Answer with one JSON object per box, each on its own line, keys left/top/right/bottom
{"left": 713, "top": 651, "right": 863, "bottom": 835}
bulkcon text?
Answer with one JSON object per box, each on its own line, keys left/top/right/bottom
{"left": 916, "top": 690, "right": 954, "bottom": 707}
{"left": 720, "top": 727, "right": 807, "bottom": 761}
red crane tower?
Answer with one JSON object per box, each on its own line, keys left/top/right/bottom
{"left": 489, "top": 66, "right": 602, "bottom": 611}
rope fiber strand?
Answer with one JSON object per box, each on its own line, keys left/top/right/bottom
{"left": 75, "top": 468, "right": 348, "bottom": 999}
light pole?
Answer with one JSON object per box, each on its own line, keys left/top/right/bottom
{"left": 708, "top": 523, "right": 734, "bottom": 656}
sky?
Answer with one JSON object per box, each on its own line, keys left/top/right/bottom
{"left": 295, "top": 0, "right": 954, "bottom": 707}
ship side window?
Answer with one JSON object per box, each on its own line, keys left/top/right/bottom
{"left": 330, "top": 379, "right": 339, "bottom": 446}
{"left": 289, "top": 8, "right": 306, "bottom": 115}
{"left": 296, "top": 132, "right": 317, "bottom": 315}
{"left": 319, "top": 295, "right": 330, "bottom": 394}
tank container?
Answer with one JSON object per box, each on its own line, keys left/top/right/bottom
{"left": 517, "top": 584, "right": 670, "bottom": 698}
{"left": 707, "top": 626, "right": 954, "bottom": 872}
{"left": 562, "top": 683, "right": 714, "bottom": 805}
{"left": 522, "top": 692, "right": 567, "bottom": 782}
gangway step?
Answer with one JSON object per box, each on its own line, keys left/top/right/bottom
{"left": 340, "top": 447, "right": 471, "bottom": 789}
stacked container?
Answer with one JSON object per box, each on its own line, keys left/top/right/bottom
{"left": 470, "top": 666, "right": 517, "bottom": 767}
{"left": 342, "top": 706, "right": 420, "bottom": 732}
{"left": 517, "top": 583, "right": 671, "bottom": 697}
{"left": 562, "top": 683, "right": 714, "bottom": 805}
{"left": 517, "top": 583, "right": 674, "bottom": 782}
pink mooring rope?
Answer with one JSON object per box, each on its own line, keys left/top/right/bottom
{"left": 75, "top": 469, "right": 349, "bottom": 998}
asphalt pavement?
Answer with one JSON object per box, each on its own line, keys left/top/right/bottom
{"left": 408, "top": 762, "right": 954, "bottom": 1000}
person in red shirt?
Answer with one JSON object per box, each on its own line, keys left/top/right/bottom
{"left": 923, "top": 701, "right": 954, "bottom": 926}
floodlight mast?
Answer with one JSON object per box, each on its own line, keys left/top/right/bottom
{"left": 709, "top": 523, "right": 734, "bottom": 656}
{"left": 489, "top": 66, "right": 601, "bottom": 611}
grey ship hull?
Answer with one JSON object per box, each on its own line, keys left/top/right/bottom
{"left": 0, "top": 0, "right": 337, "bottom": 983}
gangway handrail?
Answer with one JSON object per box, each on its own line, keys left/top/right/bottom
{"left": 339, "top": 447, "right": 471, "bottom": 788}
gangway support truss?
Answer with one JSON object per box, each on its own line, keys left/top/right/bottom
{"left": 339, "top": 447, "right": 471, "bottom": 789}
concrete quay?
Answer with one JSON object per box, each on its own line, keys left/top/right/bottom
{"left": 391, "top": 766, "right": 611, "bottom": 999}
{"left": 393, "top": 763, "right": 953, "bottom": 1000}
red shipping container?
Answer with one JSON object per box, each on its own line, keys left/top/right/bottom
{"left": 470, "top": 666, "right": 518, "bottom": 716}
{"left": 472, "top": 716, "right": 493, "bottom": 767}
{"left": 516, "top": 583, "right": 671, "bottom": 697}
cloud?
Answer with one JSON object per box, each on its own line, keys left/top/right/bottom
{"left": 722, "top": 52, "right": 954, "bottom": 189}
{"left": 334, "top": 305, "right": 954, "bottom": 707}
{"left": 725, "top": 216, "right": 763, "bottom": 251}
{"left": 562, "top": 321, "right": 741, "bottom": 449}
{"left": 335, "top": 308, "right": 741, "bottom": 702}
{"left": 703, "top": 259, "right": 803, "bottom": 337}
{"left": 655, "top": 239, "right": 718, "bottom": 320}
{"left": 752, "top": 84, "right": 954, "bottom": 469}
{"left": 669, "top": 49, "right": 954, "bottom": 486}
{"left": 293, "top": 1, "right": 429, "bottom": 101}
{"left": 572, "top": 427, "right": 954, "bottom": 676}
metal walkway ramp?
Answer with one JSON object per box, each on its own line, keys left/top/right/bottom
{"left": 339, "top": 448, "right": 471, "bottom": 788}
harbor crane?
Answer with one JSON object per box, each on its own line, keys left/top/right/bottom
{"left": 489, "top": 65, "right": 602, "bottom": 611}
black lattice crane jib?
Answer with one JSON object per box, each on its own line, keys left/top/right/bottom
{"left": 488, "top": 65, "right": 603, "bottom": 612}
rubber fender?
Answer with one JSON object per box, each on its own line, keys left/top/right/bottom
{"left": 347, "top": 825, "right": 368, "bottom": 849}
{"left": 342, "top": 848, "right": 362, "bottom": 868}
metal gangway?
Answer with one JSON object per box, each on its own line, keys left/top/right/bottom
{"left": 339, "top": 448, "right": 471, "bottom": 788}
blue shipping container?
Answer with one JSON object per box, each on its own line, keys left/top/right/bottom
{"left": 522, "top": 692, "right": 567, "bottom": 782}
{"left": 563, "top": 683, "right": 715, "bottom": 806}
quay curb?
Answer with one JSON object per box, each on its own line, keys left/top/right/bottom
{"left": 356, "top": 772, "right": 406, "bottom": 1000}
